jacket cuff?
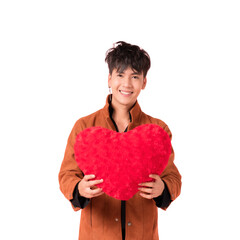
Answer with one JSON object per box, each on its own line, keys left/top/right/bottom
{"left": 70, "top": 182, "right": 90, "bottom": 209}
{"left": 153, "top": 181, "right": 172, "bottom": 209}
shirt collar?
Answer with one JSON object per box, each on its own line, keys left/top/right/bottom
{"left": 102, "top": 94, "right": 142, "bottom": 129}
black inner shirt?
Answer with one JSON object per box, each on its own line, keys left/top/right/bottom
{"left": 109, "top": 104, "right": 130, "bottom": 240}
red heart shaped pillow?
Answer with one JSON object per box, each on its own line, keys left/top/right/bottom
{"left": 74, "top": 124, "right": 171, "bottom": 200}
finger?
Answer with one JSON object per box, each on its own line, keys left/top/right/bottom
{"left": 89, "top": 187, "right": 103, "bottom": 196}
{"left": 92, "top": 191, "right": 105, "bottom": 198}
{"left": 83, "top": 174, "right": 96, "bottom": 181}
{"left": 85, "top": 191, "right": 104, "bottom": 199}
{"left": 139, "top": 192, "right": 153, "bottom": 199}
{"left": 88, "top": 179, "right": 104, "bottom": 187}
{"left": 138, "top": 182, "right": 154, "bottom": 188}
{"left": 139, "top": 187, "right": 153, "bottom": 194}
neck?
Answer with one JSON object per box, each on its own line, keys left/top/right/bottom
{"left": 111, "top": 99, "right": 131, "bottom": 124}
{"left": 112, "top": 108, "right": 130, "bottom": 124}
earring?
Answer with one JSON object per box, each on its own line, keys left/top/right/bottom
{"left": 108, "top": 87, "right": 112, "bottom": 102}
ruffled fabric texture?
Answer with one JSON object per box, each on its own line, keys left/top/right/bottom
{"left": 74, "top": 124, "right": 171, "bottom": 200}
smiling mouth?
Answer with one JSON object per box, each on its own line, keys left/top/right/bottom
{"left": 119, "top": 90, "right": 133, "bottom": 95}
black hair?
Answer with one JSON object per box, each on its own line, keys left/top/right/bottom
{"left": 105, "top": 41, "right": 151, "bottom": 77}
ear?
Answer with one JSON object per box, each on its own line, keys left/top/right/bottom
{"left": 108, "top": 74, "right": 112, "bottom": 88}
{"left": 142, "top": 77, "right": 147, "bottom": 90}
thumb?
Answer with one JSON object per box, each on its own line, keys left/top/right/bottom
{"left": 149, "top": 174, "right": 160, "bottom": 180}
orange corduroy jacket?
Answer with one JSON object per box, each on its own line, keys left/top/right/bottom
{"left": 58, "top": 95, "right": 182, "bottom": 240}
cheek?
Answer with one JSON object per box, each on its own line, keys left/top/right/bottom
{"left": 112, "top": 80, "right": 121, "bottom": 89}
{"left": 111, "top": 83, "right": 119, "bottom": 90}
{"left": 134, "top": 82, "right": 144, "bottom": 92}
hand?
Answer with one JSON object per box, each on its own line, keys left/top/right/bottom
{"left": 78, "top": 174, "right": 104, "bottom": 199}
{"left": 138, "top": 174, "right": 164, "bottom": 199}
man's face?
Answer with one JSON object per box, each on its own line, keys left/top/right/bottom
{"left": 108, "top": 67, "right": 147, "bottom": 110}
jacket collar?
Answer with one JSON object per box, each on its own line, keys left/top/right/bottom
{"left": 102, "top": 94, "right": 142, "bottom": 131}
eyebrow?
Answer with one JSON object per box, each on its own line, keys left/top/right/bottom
{"left": 117, "top": 70, "right": 140, "bottom": 75}
{"left": 131, "top": 72, "right": 140, "bottom": 75}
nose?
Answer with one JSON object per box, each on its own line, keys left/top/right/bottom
{"left": 122, "top": 75, "right": 132, "bottom": 87}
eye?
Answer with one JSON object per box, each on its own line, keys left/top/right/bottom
{"left": 133, "top": 75, "right": 139, "bottom": 79}
{"left": 117, "top": 74, "right": 123, "bottom": 77}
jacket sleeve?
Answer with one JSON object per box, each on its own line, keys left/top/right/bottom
{"left": 153, "top": 181, "right": 172, "bottom": 209}
{"left": 58, "top": 120, "right": 85, "bottom": 211}
{"left": 160, "top": 124, "right": 182, "bottom": 209}
{"left": 70, "top": 181, "right": 90, "bottom": 209}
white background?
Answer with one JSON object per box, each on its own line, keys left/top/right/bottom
{"left": 0, "top": 0, "right": 239, "bottom": 239}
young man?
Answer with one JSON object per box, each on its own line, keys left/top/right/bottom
{"left": 59, "top": 41, "right": 182, "bottom": 240}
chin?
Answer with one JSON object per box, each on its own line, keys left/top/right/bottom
{"left": 112, "top": 91, "right": 138, "bottom": 107}
{"left": 118, "top": 99, "right": 136, "bottom": 108}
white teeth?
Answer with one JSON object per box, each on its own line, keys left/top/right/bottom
{"left": 120, "top": 90, "right": 132, "bottom": 95}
